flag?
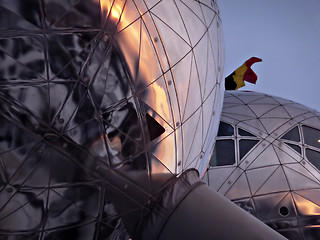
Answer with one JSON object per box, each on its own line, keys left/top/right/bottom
{"left": 225, "top": 57, "right": 262, "bottom": 90}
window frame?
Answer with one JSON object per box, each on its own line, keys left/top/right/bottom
{"left": 209, "top": 121, "right": 260, "bottom": 168}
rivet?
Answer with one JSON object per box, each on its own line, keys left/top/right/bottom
{"left": 58, "top": 118, "right": 64, "bottom": 124}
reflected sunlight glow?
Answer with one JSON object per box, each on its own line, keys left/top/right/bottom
{"left": 296, "top": 198, "right": 320, "bottom": 216}
{"left": 99, "top": 0, "right": 174, "bottom": 174}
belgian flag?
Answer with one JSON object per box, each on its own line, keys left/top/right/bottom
{"left": 225, "top": 57, "right": 262, "bottom": 90}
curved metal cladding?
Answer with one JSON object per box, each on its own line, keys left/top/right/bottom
{"left": 205, "top": 91, "right": 320, "bottom": 239}
{"left": 0, "top": 0, "right": 223, "bottom": 239}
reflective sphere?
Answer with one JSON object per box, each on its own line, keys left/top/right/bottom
{"left": 205, "top": 91, "right": 320, "bottom": 240}
{"left": 0, "top": 0, "right": 223, "bottom": 238}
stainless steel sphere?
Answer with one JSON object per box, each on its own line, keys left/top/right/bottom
{"left": 205, "top": 91, "right": 320, "bottom": 239}
{"left": 0, "top": 0, "right": 224, "bottom": 238}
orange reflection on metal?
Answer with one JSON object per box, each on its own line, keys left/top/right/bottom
{"left": 295, "top": 197, "right": 320, "bottom": 216}
{"left": 138, "top": 27, "right": 163, "bottom": 86}
{"left": 99, "top": 0, "right": 112, "bottom": 19}
{"left": 149, "top": 82, "right": 171, "bottom": 124}
{"left": 152, "top": 133, "right": 175, "bottom": 174}
{"left": 144, "top": 82, "right": 174, "bottom": 174}
{"left": 99, "top": 0, "right": 124, "bottom": 22}
{"left": 113, "top": 1, "right": 172, "bottom": 123}
{"left": 101, "top": 0, "right": 175, "bottom": 173}
{"left": 105, "top": 134, "right": 122, "bottom": 154}
{"left": 111, "top": 4, "right": 122, "bottom": 20}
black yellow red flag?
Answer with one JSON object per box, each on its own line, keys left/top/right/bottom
{"left": 225, "top": 57, "right": 262, "bottom": 90}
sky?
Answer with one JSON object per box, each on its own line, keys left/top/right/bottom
{"left": 217, "top": 0, "right": 320, "bottom": 111}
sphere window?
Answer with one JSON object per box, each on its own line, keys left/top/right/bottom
{"left": 217, "top": 122, "right": 234, "bottom": 136}
{"left": 239, "top": 139, "right": 259, "bottom": 160}
{"left": 284, "top": 143, "right": 301, "bottom": 154}
{"left": 303, "top": 126, "right": 320, "bottom": 149}
{"left": 281, "top": 126, "right": 301, "bottom": 155}
{"left": 306, "top": 148, "right": 320, "bottom": 171}
{"left": 211, "top": 123, "right": 260, "bottom": 166}
{"left": 210, "top": 140, "right": 235, "bottom": 166}
{"left": 281, "top": 127, "right": 300, "bottom": 142}
{"left": 238, "top": 128, "right": 255, "bottom": 137}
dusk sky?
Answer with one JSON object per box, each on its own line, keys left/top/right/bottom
{"left": 217, "top": 0, "right": 320, "bottom": 111}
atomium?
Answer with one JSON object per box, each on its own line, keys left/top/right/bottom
{"left": 0, "top": 0, "right": 224, "bottom": 239}
{"left": 205, "top": 91, "right": 320, "bottom": 240}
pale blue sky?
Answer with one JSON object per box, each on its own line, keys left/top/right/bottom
{"left": 217, "top": 0, "right": 320, "bottom": 110}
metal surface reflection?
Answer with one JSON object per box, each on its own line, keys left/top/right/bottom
{"left": 0, "top": 0, "right": 223, "bottom": 239}
{"left": 205, "top": 91, "right": 320, "bottom": 239}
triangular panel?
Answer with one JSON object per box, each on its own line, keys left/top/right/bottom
{"left": 246, "top": 166, "right": 278, "bottom": 194}
{"left": 0, "top": 189, "right": 47, "bottom": 231}
{"left": 0, "top": 4, "right": 41, "bottom": 30}
{"left": 273, "top": 144, "right": 302, "bottom": 164}
{"left": 116, "top": 0, "right": 141, "bottom": 33}
{"left": 225, "top": 173, "right": 251, "bottom": 199}
{"left": 260, "top": 118, "right": 288, "bottom": 134}
{"left": 247, "top": 104, "right": 277, "bottom": 118}
{"left": 284, "top": 105, "right": 310, "bottom": 118}
{"left": 150, "top": 0, "right": 189, "bottom": 43}
{"left": 171, "top": 52, "right": 193, "bottom": 119}
{"left": 49, "top": 0, "right": 101, "bottom": 28}
{"left": 206, "top": 167, "right": 236, "bottom": 191}
{"left": 151, "top": 132, "right": 176, "bottom": 174}
{"left": 182, "top": 109, "right": 202, "bottom": 170}
{"left": 135, "top": 21, "right": 163, "bottom": 92}
{"left": 182, "top": 56, "right": 202, "bottom": 122}
{"left": 256, "top": 166, "right": 290, "bottom": 195}
{"left": 262, "top": 106, "right": 291, "bottom": 119}
{"left": 151, "top": 13, "right": 191, "bottom": 67}
{"left": 175, "top": 0, "right": 207, "bottom": 46}
{"left": 283, "top": 164, "right": 320, "bottom": 190}
{"left": 203, "top": 41, "right": 218, "bottom": 100}
{"left": 114, "top": 19, "right": 141, "bottom": 80}
{"left": 253, "top": 192, "right": 289, "bottom": 221}
{"left": 293, "top": 192, "right": 320, "bottom": 216}
{"left": 247, "top": 145, "right": 280, "bottom": 170}
{"left": 137, "top": 77, "right": 173, "bottom": 129}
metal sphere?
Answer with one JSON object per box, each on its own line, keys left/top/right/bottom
{"left": 205, "top": 91, "right": 320, "bottom": 239}
{"left": 0, "top": 0, "right": 223, "bottom": 238}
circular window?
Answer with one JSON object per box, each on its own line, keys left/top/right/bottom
{"left": 279, "top": 206, "right": 289, "bottom": 217}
